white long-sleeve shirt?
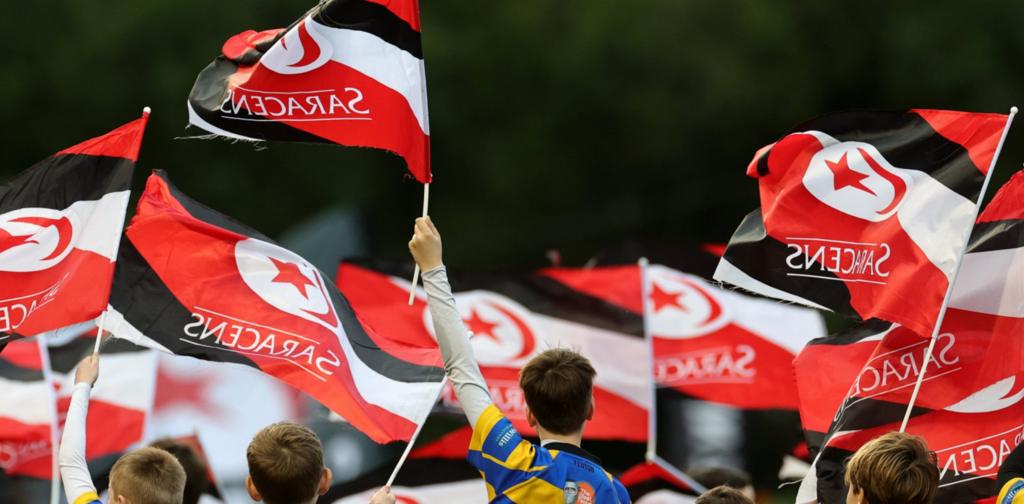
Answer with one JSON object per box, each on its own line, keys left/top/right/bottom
{"left": 59, "top": 383, "right": 101, "bottom": 504}
{"left": 422, "top": 265, "right": 493, "bottom": 426}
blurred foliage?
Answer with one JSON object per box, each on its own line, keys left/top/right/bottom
{"left": 1, "top": 0, "right": 1022, "bottom": 269}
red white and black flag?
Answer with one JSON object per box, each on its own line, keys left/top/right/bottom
{"left": 0, "top": 115, "right": 147, "bottom": 345}
{"left": 187, "top": 0, "right": 431, "bottom": 182}
{"left": 337, "top": 261, "right": 651, "bottom": 442}
{"left": 106, "top": 171, "right": 445, "bottom": 443}
{"left": 0, "top": 337, "right": 56, "bottom": 480}
{"left": 714, "top": 109, "right": 1011, "bottom": 337}
{"left": 618, "top": 461, "right": 700, "bottom": 503}
{"left": 795, "top": 170, "right": 1024, "bottom": 503}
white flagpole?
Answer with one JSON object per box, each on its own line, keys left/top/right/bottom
{"left": 386, "top": 375, "right": 447, "bottom": 487}
{"left": 899, "top": 105, "right": 1018, "bottom": 432}
{"left": 407, "top": 183, "right": 431, "bottom": 305}
{"left": 638, "top": 258, "right": 658, "bottom": 461}
{"left": 93, "top": 309, "right": 108, "bottom": 355}
{"left": 37, "top": 334, "right": 61, "bottom": 504}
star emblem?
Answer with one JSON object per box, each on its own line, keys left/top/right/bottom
{"left": 464, "top": 308, "right": 500, "bottom": 342}
{"left": 650, "top": 283, "right": 686, "bottom": 313}
{"left": 826, "top": 152, "right": 876, "bottom": 195}
{"left": 269, "top": 257, "right": 314, "bottom": 299}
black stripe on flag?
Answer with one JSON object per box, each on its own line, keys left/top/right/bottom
{"left": 314, "top": 0, "right": 423, "bottom": 59}
{"left": 0, "top": 357, "right": 42, "bottom": 382}
{"left": 790, "top": 110, "right": 985, "bottom": 202}
{"left": 1, "top": 155, "right": 131, "bottom": 212}
{"left": 967, "top": 219, "right": 1024, "bottom": 253}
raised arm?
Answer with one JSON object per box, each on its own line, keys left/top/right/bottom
{"left": 59, "top": 355, "right": 100, "bottom": 504}
{"left": 409, "top": 217, "right": 493, "bottom": 426}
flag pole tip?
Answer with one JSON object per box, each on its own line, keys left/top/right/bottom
{"left": 1011, "top": 106, "right": 1019, "bottom": 114}
{"left": 143, "top": 106, "right": 152, "bottom": 115}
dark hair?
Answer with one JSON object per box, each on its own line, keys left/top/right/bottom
{"left": 688, "top": 466, "right": 752, "bottom": 491}
{"left": 519, "top": 348, "right": 596, "bottom": 435}
{"left": 247, "top": 422, "right": 325, "bottom": 504}
{"left": 150, "top": 438, "right": 210, "bottom": 504}
{"left": 695, "top": 485, "right": 754, "bottom": 504}
{"left": 845, "top": 432, "right": 938, "bottom": 504}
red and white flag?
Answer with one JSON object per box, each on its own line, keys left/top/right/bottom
{"left": 714, "top": 109, "right": 1012, "bottom": 337}
{"left": 337, "top": 261, "right": 651, "bottom": 442}
{"left": 107, "top": 171, "right": 444, "bottom": 443}
{"left": 0, "top": 337, "right": 56, "bottom": 480}
{"left": 187, "top": 0, "right": 430, "bottom": 182}
{"left": 796, "top": 169, "right": 1024, "bottom": 503}
{"left": 0, "top": 114, "right": 147, "bottom": 344}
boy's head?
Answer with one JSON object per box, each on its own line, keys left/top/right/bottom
{"left": 695, "top": 485, "right": 754, "bottom": 504}
{"left": 845, "top": 432, "right": 938, "bottom": 504}
{"left": 149, "top": 438, "right": 210, "bottom": 504}
{"left": 519, "top": 348, "right": 596, "bottom": 435}
{"left": 108, "top": 447, "right": 186, "bottom": 504}
{"left": 688, "top": 466, "right": 755, "bottom": 500}
{"left": 246, "top": 422, "right": 332, "bottom": 504}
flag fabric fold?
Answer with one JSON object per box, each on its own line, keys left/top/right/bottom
{"left": 187, "top": 0, "right": 431, "bottom": 182}
{"left": 107, "top": 171, "right": 444, "bottom": 443}
{"left": 0, "top": 115, "right": 146, "bottom": 344}
{"left": 714, "top": 109, "right": 1011, "bottom": 337}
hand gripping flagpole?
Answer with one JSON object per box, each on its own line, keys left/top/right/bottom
{"left": 898, "top": 105, "right": 1018, "bottom": 432}
{"left": 407, "top": 183, "right": 431, "bottom": 305}
{"left": 386, "top": 375, "right": 447, "bottom": 487}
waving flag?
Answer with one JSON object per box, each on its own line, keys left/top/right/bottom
{"left": 619, "top": 461, "right": 699, "bottom": 503}
{"left": 796, "top": 170, "right": 1024, "bottom": 503}
{"left": 337, "top": 261, "right": 650, "bottom": 441}
{"left": 714, "top": 109, "right": 1012, "bottom": 336}
{"left": 0, "top": 337, "right": 56, "bottom": 480}
{"left": 188, "top": 0, "right": 430, "bottom": 182}
{"left": 0, "top": 115, "right": 146, "bottom": 345}
{"left": 107, "top": 171, "right": 443, "bottom": 443}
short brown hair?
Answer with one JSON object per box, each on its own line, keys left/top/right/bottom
{"left": 109, "top": 447, "right": 186, "bottom": 504}
{"left": 150, "top": 438, "right": 210, "bottom": 504}
{"left": 247, "top": 422, "right": 325, "bottom": 504}
{"left": 696, "top": 485, "right": 754, "bottom": 504}
{"left": 845, "top": 432, "right": 938, "bottom": 504}
{"left": 519, "top": 348, "right": 596, "bottom": 435}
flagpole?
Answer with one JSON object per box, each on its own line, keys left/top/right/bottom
{"left": 899, "top": 105, "right": 1018, "bottom": 432}
{"left": 638, "top": 258, "right": 658, "bottom": 461}
{"left": 386, "top": 375, "right": 447, "bottom": 487}
{"left": 37, "top": 334, "right": 61, "bottom": 504}
{"left": 407, "top": 182, "right": 431, "bottom": 305}
{"left": 93, "top": 309, "right": 107, "bottom": 355}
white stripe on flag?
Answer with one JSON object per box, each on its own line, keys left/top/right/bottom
{"left": 949, "top": 247, "right": 1024, "bottom": 316}
{"left": 0, "top": 376, "right": 52, "bottom": 425}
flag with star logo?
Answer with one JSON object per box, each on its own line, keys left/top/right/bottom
{"left": 106, "top": 171, "right": 445, "bottom": 443}
{"left": 795, "top": 170, "right": 1024, "bottom": 504}
{"left": 713, "top": 109, "right": 1012, "bottom": 337}
{"left": 0, "top": 337, "right": 56, "bottom": 480}
{"left": 187, "top": 0, "right": 431, "bottom": 182}
{"left": 0, "top": 113, "right": 147, "bottom": 346}
{"left": 336, "top": 260, "right": 650, "bottom": 442}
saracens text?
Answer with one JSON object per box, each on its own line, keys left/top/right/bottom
{"left": 785, "top": 237, "right": 891, "bottom": 283}
{"left": 0, "top": 276, "right": 65, "bottom": 334}
{"left": 219, "top": 87, "right": 370, "bottom": 122}
{"left": 182, "top": 310, "right": 341, "bottom": 380}
{"left": 655, "top": 344, "right": 756, "bottom": 386}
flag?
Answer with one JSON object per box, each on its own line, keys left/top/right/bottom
{"left": 0, "top": 114, "right": 147, "bottom": 345}
{"left": 0, "top": 337, "right": 55, "bottom": 480}
{"left": 714, "top": 109, "right": 1011, "bottom": 337}
{"left": 796, "top": 169, "right": 1024, "bottom": 503}
{"left": 319, "top": 423, "right": 486, "bottom": 504}
{"left": 619, "top": 461, "right": 699, "bottom": 503}
{"left": 107, "top": 171, "right": 444, "bottom": 443}
{"left": 45, "top": 328, "right": 157, "bottom": 471}
{"left": 337, "top": 261, "right": 650, "bottom": 441}
{"left": 187, "top": 0, "right": 430, "bottom": 182}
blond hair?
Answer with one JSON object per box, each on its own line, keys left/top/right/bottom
{"left": 109, "top": 447, "right": 186, "bottom": 504}
{"left": 845, "top": 432, "right": 938, "bottom": 504}
{"left": 247, "top": 422, "right": 325, "bottom": 504}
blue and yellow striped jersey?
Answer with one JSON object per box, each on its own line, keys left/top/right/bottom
{"left": 1000, "top": 478, "right": 1024, "bottom": 504}
{"left": 467, "top": 405, "right": 630, "bottom": 503}
{"left": 71, "top": 491, "right": 101, "bottom": 504}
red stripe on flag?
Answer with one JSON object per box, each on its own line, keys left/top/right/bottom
{"left": 912, "top": 109, "right": 1008, "bottom": 175}
{"left": 538, "top": 265, "right": 643, "bottom": 314}
{"left": 55, "top": 114, "right": 149, "bottom": 162}
{"left": 365, "top": 0, "right": 422, "bottom": 32}
{"left": 0, "top": 417, "right": 51, "bottom": 479}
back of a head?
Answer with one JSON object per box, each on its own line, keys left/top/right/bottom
{"left": 519, "top": 348, "right": 596, "bottom": 435}
{"left": 109, "top": 447, "right": 186, "bottom": 504}
{"left": 150, "top": 438, "right": 210, "bottom": 504}
{"left": 695, "top": 485, "right": 754, "bottom": 504}
{"left": 846, "top": 432, "right": 938, "bottom": 504}
{"left": 688, "top": 466, "right": 752, "bottom": 493}
{"left": 247, "top": 422, "right": 325, "bottom": 504}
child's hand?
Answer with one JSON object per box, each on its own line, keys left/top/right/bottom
{"left": 369, "top": 486, "right": 395, "bottom": 504}
{"left": 409, "top": 217, "right": 443, "bottom": 271}
{"left": 74, "top": 354, "right": 99, "bottom": 386}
